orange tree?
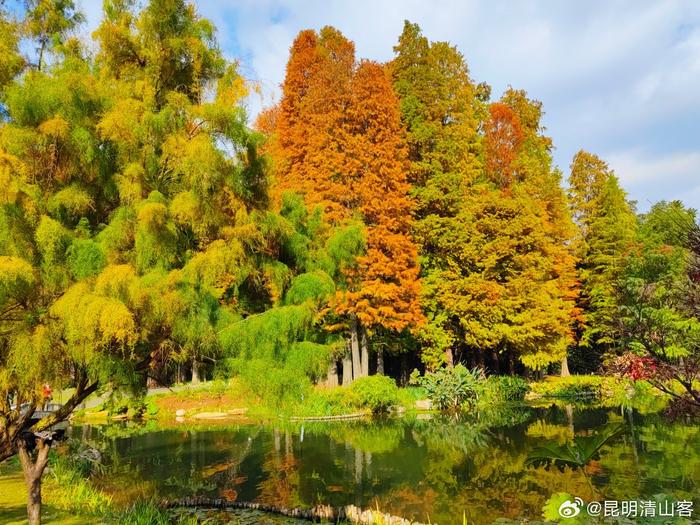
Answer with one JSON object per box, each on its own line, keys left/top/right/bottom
{"left": 265, "top": 29, "right": 422, "bottom": 381}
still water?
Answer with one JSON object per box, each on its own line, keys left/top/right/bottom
{"left": 70, "top": 406, "right": 700, "bottom": 524}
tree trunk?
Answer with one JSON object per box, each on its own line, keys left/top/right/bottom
{"left": 399, "top": 354, "right": 409, "bottom": 386}
{"left": 445, "top": 347, "right": 454, "bottom": 367}
{"left": 507, "top": 351, "right": 516, "bottom": 375}
{"left": 560, "top": 355, "right": 571, "bottom": 377}
{"left": 18, "top": 435, "right": 52, "bottom": 525}
{"left": 325, "top": 361, "right": 339, "bottom": 387}
{"left": 475, "top": 350, "right": 485, "bottom": 371}
{"left": 350, "top": 317, "right": 362, "bottom": 381}
{"left": 376, "top": 349, "right": 384, "bottom": 375}
{"left": 360, "top": 325, "right": 369, "bottom": 378}
{"left": 491, "top": 350, "right": 500, "bottom": 374}
{"left": 342, "top": 353, "right": 353, "bottom": 386}
{"left": 191, "top": 359, "right": 201, "bottom": 384}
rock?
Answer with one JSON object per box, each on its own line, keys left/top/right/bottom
{"left": 414, "top": 399, "right": 432, "bottom": 410}
{"left": 192, "top": 411, "right": 228, "bottom": 419}
{"left": 175, "top": 416, "right": 185, "bottom": 423}
{"left": 226, "top": 408, "right": 248, "bottom": 415}
{"left": 175, "top": 409, "right": 186, "bottom": 417}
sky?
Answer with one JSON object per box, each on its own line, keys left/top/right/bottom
{"left": 78, "top": 0, "right": 700, "bottom": 212}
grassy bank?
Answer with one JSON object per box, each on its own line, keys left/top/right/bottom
{"left": 70, "top": 373, "right": 670, "bottom": 427}
{"left": 73, "top": 377, "right": 429, "bottom": 425}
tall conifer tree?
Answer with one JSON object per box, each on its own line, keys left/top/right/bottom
{"left": 568, "top": 151, "right": 637, "bottom": 363}
{"left": 269, "top": 29, "right": 422, "bottom": 380}
{"left": 390, "top": 21, "right": 481, "bottom": 369}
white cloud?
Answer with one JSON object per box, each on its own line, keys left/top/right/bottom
{"left": 607, "top": 149, "right": 700, "bottom": 211}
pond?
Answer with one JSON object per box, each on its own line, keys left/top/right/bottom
{"left": 69, "top": 406, "right": 700, "bottom": 524}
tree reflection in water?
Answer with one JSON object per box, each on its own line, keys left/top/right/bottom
{"left": 70, "top": 406, "right": 700, "bottom": 525}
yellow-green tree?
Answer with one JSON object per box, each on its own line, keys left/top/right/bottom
{"left": 0, "top": 1, "right": 268, "bottom": 522}
{"left": 432, "top": 89, "right": 578, "bottom": 373}
{"left": 390, "top": 23, "right": 579, "bottom": 374}
{"left": 568, "top": 151, "right": 637, "bottom": 366}
{"left": 389, "top": 21, "right": 482, "bottom": 369}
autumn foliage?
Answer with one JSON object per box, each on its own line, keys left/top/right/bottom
{"left": 483, "top": 102, "right": 524, "bottom": 189}
{"left": 268, "top": 30, "right": 423, "bottom": 341}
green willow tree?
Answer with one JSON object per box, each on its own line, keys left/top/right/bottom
{"left": 217, "top": 192, "right": 364, "bottom": 394}
{"left": 0, "top": 1, "right": 274, "bottom": 522}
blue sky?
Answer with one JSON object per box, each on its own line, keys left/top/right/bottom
{"left": 79, "top": 1, "right": 700, "bottom": 212}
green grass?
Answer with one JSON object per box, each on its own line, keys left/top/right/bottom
{"left": 0, "top": 463, "right": 84, "bottom": 525}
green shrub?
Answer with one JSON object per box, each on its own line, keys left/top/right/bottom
{"left": 529, "top": 375, "right": 603, "bottom": 400}
{"left": 299, "top": 387, "right": 355, "bottom": 416}
{"left": 412, "top": 365, "right": 483, "bottom": 411}
{"left": 102, "top": 393, "right": 150, "bottom": 419}
{"left": 481, "top": 375, "right": 529, "bottom": 404}
{"left": 349, "top": 375, "right": 400, "bottom": 414}
{"left": 145, "top": 399, "right": 159, "bottom": 416}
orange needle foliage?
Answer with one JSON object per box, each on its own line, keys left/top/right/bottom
{"left": 484, "top": 102, "right": 524, "bottom": 189}
{"left": 271, "top": 28, "right": 355, "bottom": 224}
{"left": 267, "top": 29, "right": 423, "bottom": 335}
{"left": 334, "top": 61, "right": 423, "bottom": 332}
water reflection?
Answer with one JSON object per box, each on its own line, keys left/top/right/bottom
{"left": 70, "top": 407, "right": 700, "bottom": 525}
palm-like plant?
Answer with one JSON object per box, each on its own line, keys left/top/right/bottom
{"left": 526, "top": 424, "right": 625, "bottom": 495}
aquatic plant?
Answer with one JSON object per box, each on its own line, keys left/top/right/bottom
{"left": 44, "top": 451, "right": 113, "bottom": 516}
{"left": 527, "top": 424, "right": 624, "bottom": 494}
